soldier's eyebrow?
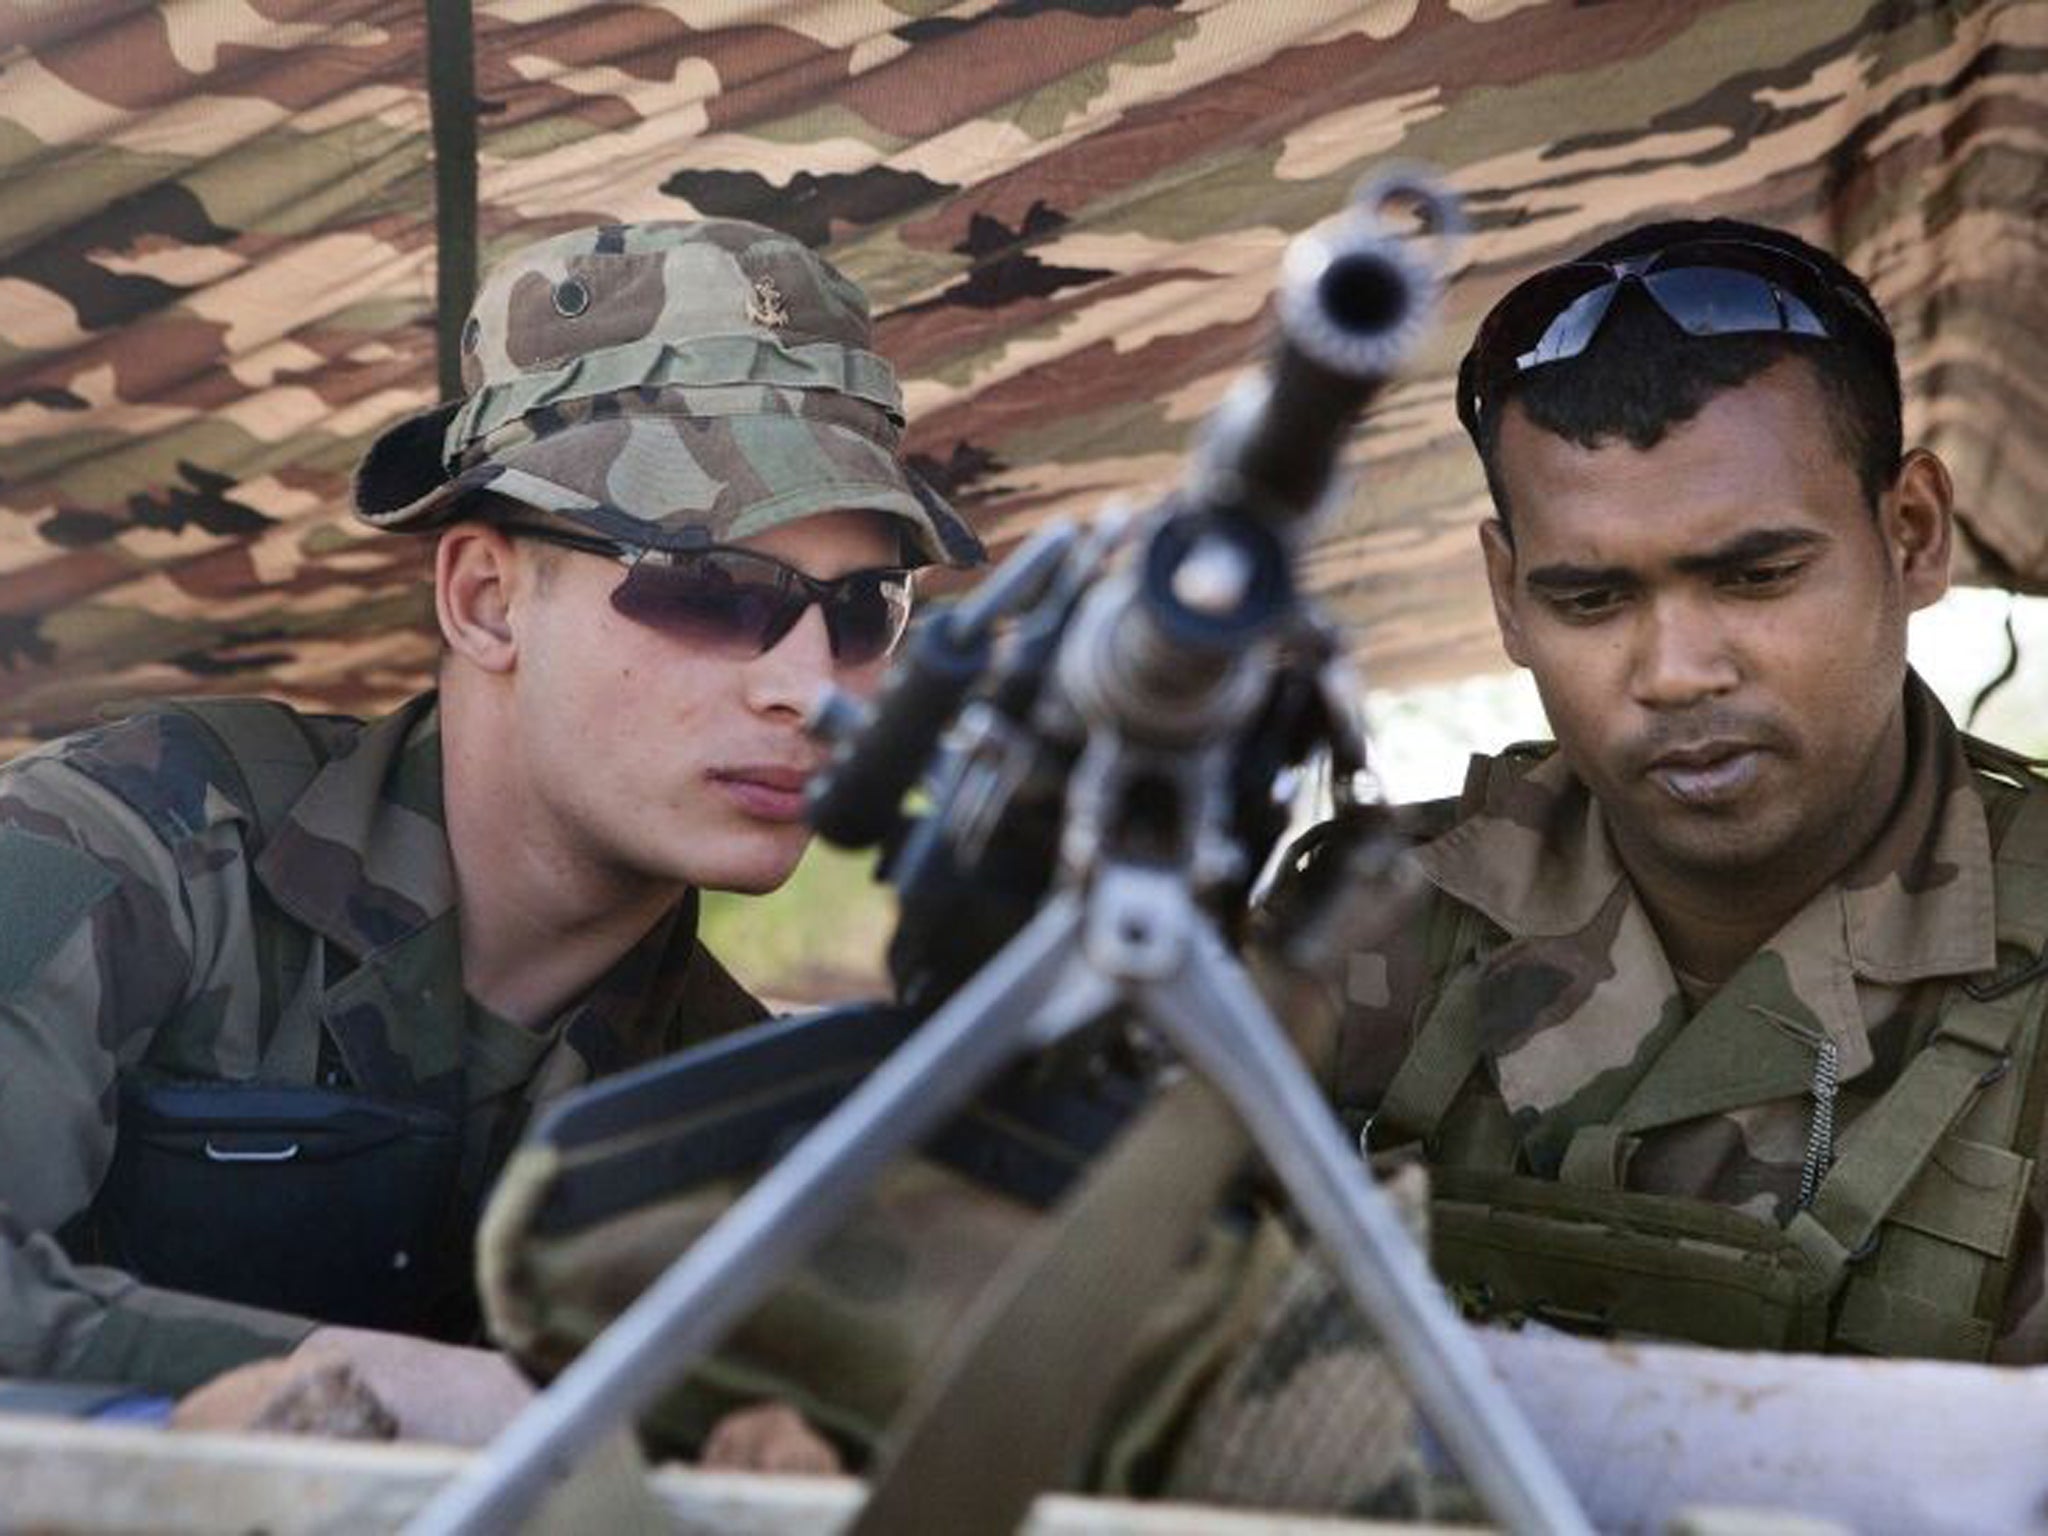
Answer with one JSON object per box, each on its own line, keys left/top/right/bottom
{"left": 1524, "top": 560, "right": 1635, "bottom": 593}
{"left": 1523, "top": 528, "right": 1826, "bottom": 592}
{"left": 1672, "top": 527, "right": 1827, "bottom": 577}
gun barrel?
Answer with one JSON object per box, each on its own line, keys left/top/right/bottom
{"left": 1192, "top": 171, "right": 1459, "bottom": 529}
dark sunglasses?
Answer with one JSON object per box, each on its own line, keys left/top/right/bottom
{"left": 501, "top": 522, "right": 913, "bottom": 665}
{"left": 1457, "top": 237, "right": 1892, "bottom": 438}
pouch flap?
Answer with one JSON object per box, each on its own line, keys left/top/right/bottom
{"left": 1887, "top": 1135, "right": 2031, "bottom": 1258}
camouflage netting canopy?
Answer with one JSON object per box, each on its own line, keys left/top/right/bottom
{"left": 2, "top": 0, "right": 2044, "bottom": 746}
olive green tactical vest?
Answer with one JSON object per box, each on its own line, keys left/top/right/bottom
{"left": 1369, "top": 741, "right": 2048, "bottom": 1361}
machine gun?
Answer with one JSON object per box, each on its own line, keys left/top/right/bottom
{"left": 413, "top": 172, "right": 1592, "bottom": 1536}
{"left": 807, "top": 182, "right": 1436, "bottom": 1008}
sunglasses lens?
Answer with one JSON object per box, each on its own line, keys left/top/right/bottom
{"left": 1462, "top": 266, "right": 1616, "bottom": 424}
{"left": 1645, "top": 241, "right": 1843, "bottom": 339}
{"left": 1477, "top": 267, "right": 1609, "bottom": 363}
{"left": 610, "top": 550, "right": 911, "bottom": 663}
{"left": 1519, "top": 281, "right": 1622, "bottom": 368}
{"left": 1640, "top": 265, "right": 1787, "bottom": 336}
{"left": 823, "top": 573, "right": 912, "bottom": 665}
{"left": 610, "top": 556, "right": 800, "bottom": 656}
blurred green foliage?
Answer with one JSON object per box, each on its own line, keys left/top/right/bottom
{"left": 700, "top": 839, "right": 897, "bottom": 1007}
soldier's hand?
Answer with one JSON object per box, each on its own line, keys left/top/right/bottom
{"left": 172, "top": 1348, "right": 397, "bottom": 1440}
{"left": 699, "top": 1400, "right": 843, "bottom": 1474}
{"left": 266, "top": 1325, "right": 534, "bottom": 1446}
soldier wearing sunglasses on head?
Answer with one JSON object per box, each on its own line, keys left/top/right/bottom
{"left": 0, "top": 219, "right": 979, "bottom": 1442}
{"left": 1266, "top": 216, "right": 2048, "bottom": 1363}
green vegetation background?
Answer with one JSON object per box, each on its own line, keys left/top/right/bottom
{"left": 701, "top": 841, "right": 898, "bottom": 1008}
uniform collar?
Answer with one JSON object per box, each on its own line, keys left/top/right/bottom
{"left": 1411, "top": 674, "right": 1995, "bottom": 1161}
{"left": 255, "top": 692, "right": 454, "bottom": 960}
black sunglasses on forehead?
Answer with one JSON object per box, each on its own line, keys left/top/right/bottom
{"left": 1456, "top": 237, "right": 1894, "bottom": 439}
{"left": 498, "top": 521, "right": 914, "bottom": 665}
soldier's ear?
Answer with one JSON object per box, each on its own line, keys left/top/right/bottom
{"left": 436, "top": 525, "right": 519, "bottom": 673}
{"left": 1479, "top": 518, "right": 1531, "bottom": 667}
{"left": 1887, "top": 447, "right": 1953, "bottom": 614}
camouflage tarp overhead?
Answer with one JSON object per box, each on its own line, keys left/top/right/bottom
{"left": 2, "top": 0, "right": 2044, "bottom": 748}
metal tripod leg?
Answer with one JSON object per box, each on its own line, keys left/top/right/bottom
{"left": 1112, "top": 869, "right": 1591, "bottom": 1536}
{"left": 408, "top": 894, "right": 1113, "bottom": 1536}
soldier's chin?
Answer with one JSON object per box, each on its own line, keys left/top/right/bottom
{"left": 692, "top": 829, "right": 813, "bottom": 896}
{"left": 1639, "top": 818, "right": 1796, "bottom": 878}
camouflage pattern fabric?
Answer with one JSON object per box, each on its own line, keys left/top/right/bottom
{"left": 1142, "top": 1166, "right": 1433, "bottom": 1519}
{"left": 0, "top": 693, "right": 764, "bottom": 1394}
{"left": 1282, "top": 671, "right": 2048, "bottom": 1360}
{"left": 483, "top": 1148, "right": 1086, "bottom": 1457}
{"left": 479, "top": 1102, "right": 1433, "bottom": 1515}
{"left": 2, "top": 2, "right": 2044, "bottom": 747}
{"left": 352, "top": 218, "right": 981, "bottom": 568}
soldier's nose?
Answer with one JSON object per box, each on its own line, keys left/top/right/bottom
{"left": 1629, "top": 599, "right": 1738, "bottom": 708}
{"left": 744, "top": 605, "right": 837, "bottom": 719}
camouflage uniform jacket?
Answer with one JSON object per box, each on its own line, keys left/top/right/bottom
{"left": 1299, "top": 674, "right": 2048, "bottom": 1362}
{"left": 0, "top": 694, "right": 764, "bottom": 1395}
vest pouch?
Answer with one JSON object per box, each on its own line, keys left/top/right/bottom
{"left": 1428, "top": 1168, "right": 1839, "bottom": 1352}
{"left": 91, "top": 1077, "right": 463, "bottom": 1333}
{"left": 478, "top": 1002, "right": 1150, "bottom": 1462}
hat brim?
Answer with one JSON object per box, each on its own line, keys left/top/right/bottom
{"left": 353, "top": 400, "right": 463, "bottom": 529}
{"left": 354, "top": 408, "right": 981, "bottom": 569}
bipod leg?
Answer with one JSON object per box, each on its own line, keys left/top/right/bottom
{"left": 408, "top": 894, "right": 1111, "bottom": 1536}
{"left": 1121, "top": 877, "right": 1592, "bottom": 1536}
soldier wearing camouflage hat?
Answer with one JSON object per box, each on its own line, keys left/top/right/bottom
{"left": 1266, "top": 217, "right": 2048, "bottom": 1363}
{"left": 0, "top": 218, "right": 978, "bottom": 1440}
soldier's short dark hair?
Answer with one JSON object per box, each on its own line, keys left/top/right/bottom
{"left": 1475, "top": 218, "right": 1903, "bottom": 534}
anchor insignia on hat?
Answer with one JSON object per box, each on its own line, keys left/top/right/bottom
{"left": 747, "top": 277, "right": 791, "bottom": 330}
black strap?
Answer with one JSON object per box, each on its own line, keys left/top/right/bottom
{"left": 424, "top": 0, "right": 479, "bottom": 403}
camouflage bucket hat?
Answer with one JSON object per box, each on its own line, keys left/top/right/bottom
{"left": 354, "top": 219, "right": 982, "bottom": 568}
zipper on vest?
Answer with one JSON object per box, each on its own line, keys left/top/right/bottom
{"left": 1796, "top": 1035, "right": 1840, "bottom": 1209}
{"left": 1749, "top": 1004, "right": 1841, "bottom": 1209}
